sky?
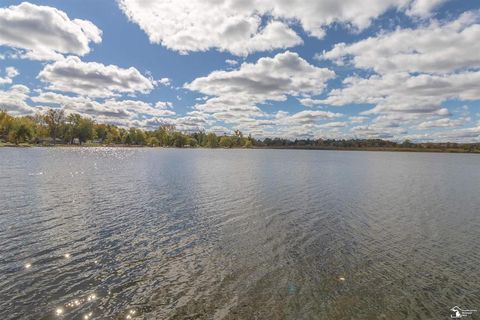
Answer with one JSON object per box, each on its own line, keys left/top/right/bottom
{"left": 0, "top": 0, "right": 479, "bottom": 142}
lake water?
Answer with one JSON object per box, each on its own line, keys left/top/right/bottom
{"left": 0, "top": 148, "right": 479, "bottom": 319}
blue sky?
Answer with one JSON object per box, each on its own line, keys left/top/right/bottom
{"left": 0, "top": 0, "right": 479, "bottom": 142}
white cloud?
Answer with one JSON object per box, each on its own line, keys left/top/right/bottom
{"left": 349, "top": 116, "right": 368, "bottom": 123}
{"left": 193, "top": 97, "right": 266, "bottom": 118}
{"left": 208, "top": 125, "right": 232, "bottom": 135}
{"left": 187, "top": 51, "right": 335, "bottom": 109}
{"left": 0, "top": 84, "right": 35, "bottom": 115}
{"left": 350, "top": 124, "right": 406, "bottom": 139}
{"left": 100, "top": 99, "right": 176, "bottom": 118}
{"left": 312, "top": 10, "right": 480, "bottom": 141}
{"left": 37, "top": 56, "right": 155, "bottom": 97}
{"left": 119, "top": 0, "right": 302, "bottom": 56}
{"left": 31, "top": 91, "right": 175, "bottom": 121}
{"left": 238, "top": 109, "right": 346, "bottom": 139}
{"left": 118, "top": 0, "right": 441, "bottom": 56}
{"left": 185, "top": 51, "right": 336, "bottom": 131}
{"left": 321, "top": 11, "right": 480, "bottom": 74}
{"left": 417, "top": 117, "right": 468, "bottom": 129}
{"left": 276, "top": 110, "right": 343, "bottom": 125}
{"left": 225, "top": 59, "right": 238, "bottom": 66}
{"left": 158, "top": 78, "right": 171, "bottom": 86}
{"left": 299, "top": 98, "right": 324, "bottom": 107}
{"left": 0, "top": 2, "right": 102, "bottom": 60}
{"left": 406, "top": 126, "right": 480, "bottom": 142}
{"left": 318, "top": 121, "right": 349, "bottom": 128}
{"left": 407, "top": 0, "right": 448, "bottom": 17}
{"left": 154, "top": 101, "right": 173, "bottom": 109}
{"left": 175, "top": 115, "right": 209, "bottom": 132}
{"left": 0, "top": 67, "right": 19, "bottom": 85}
{"left": 321, "top": 71, "right": 480, "bottom": 116}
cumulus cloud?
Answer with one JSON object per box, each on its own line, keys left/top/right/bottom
{"left": 311, "top": 10, "right": 480, "bottom": 141}
{"left": 37, "top": 56, "right": 155, "bottom": 97}
{"left": 158, "top": 78, "right": 171, "bottom": 86}
{"left": 31, "top": 91, "right": 175, "bottom": 123}
{"left": 318, "top": 121, "right": 349, "bottom": 128}
{"left": 407, "top": 0, "right": 449, "bottom": 17}
{"left": 406, "top": 126, "right": 480, "bottom": 142}
{"left": 154, "top": 101, "right": 173, "bottom": 109}
{"left": 119, "top": 0, "right": 302, "bottom": 56}
{"left": 185, "top": 51, "right": 336, "bottom": 132}
{"left": 321, "top": 71, "right": 480, "bottom": 116}
{"left": 191, "top": 97, "right": 266, "bottom": 121}
{"left": 208, "top": 125, "right": 233, "bottom": 135}
{"left": 276, "top": 110, "right": 343, "bottom": 125}
{"left": 225, "top": 59, "right": 238, "bottom": 66}
{"left": 0, "top": 84, "right": 36, "bottom": 115}
{"left": 237, "top": 109, "right": 346, "bottom": 139}
{"left": 0, "top": 67, "right": 19, "bottom": 85}
{"left": 0, "top": 2, "right": 102, "bottom": 60}
{"left": 299, "top": 98, "right": 325, "bottom": 107}
{"left": 349, "top": 116, "right": 369, "bottom": 123}
{"left": 320, "top": 11, "right": 480, "bottom": 74}
{"left": 417, "top": 117, "right": 468, "bottom": 129}
{"left": 187, "top": 51, "right": 335, "bottom": 109}
{"left": 118, "top": 0, "right": 440, "bottom": 55}
{"left": 350, "top": 125, "right": 405, "bottom": 139}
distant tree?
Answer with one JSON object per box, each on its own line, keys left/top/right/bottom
{"left": 194, "top": 131, "right": 207, "bottom": 147}
{"left": 187, "top": 137, "right": 198, "bottom": 147}
{"left": 64, "top": 113, "right": 95, "bottom": 144}
{"left": 155, "top": 126, "right": 170, "bottom": 146}
{"left": 122, "top": 130, "right": 132, "bottom": 145}
{"left": 31, "top": 112, "right": 49, "bottom": 143}
{"left": 172, "top": 132, "right": 186, "bottom": 147}
{"left": 77, "top": 117, "right": 96, "bottom": 143}
{"left": 219, "top": 135, "right": 233, "bottom": 148}
{"left": 147, "top": 136, "right": 160, "bottom": 147}
{"left": 95, "top": 124, "right": 109, "bottom": 142}
{"left": 44, "top": 109, "right": 65, "bottom": 145}
{"left": 105, "top": 127, "right": 121, "bottom": 144}
{"left": 8, "top": 117, "right": 34, "bottom": 144}
{"left": 133, "top": 128, "right": 146, "bottom": 145}
{"left": 0, "top": 110, "right": 14, "bottom": 141}
{"left": 206, "top": 132, "right": 218, "bottom": 148}
{"left": 263, "top": 138, "right": 272, "bottom": 146}
{"left": 402, "top": 139, "right": 413, "bottom": 147}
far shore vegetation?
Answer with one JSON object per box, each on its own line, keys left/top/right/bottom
{"left": 1, "top": 109, "right": 479, "bottom": 153}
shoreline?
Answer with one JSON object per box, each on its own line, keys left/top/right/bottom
{"left": 1, "top": 143, "right": 479, "bottom": 154}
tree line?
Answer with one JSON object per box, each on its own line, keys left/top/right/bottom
{"left": 1, "top": 109, "right": 479, "bottom": 152}
{"left": 257, "top": 137, "right": 480, "bottom": 152}
{"left": 0, "top": 109, "right": 254, "bottom": 148}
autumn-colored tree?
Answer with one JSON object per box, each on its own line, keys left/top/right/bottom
{"left": 8, "top": 117, "right": 35, "bottom": 144}
{"left": 44, "top": 109, "right": 65, "bottom": 145}
{"left": 206, "top": 132, "right": 218, "bottom": 148}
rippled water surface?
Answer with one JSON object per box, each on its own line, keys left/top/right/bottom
{"left": 1, "top": 148, "right": 479, "bottom": 319}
